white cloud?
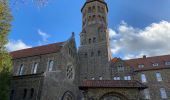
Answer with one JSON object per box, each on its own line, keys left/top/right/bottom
{"left": 38, "top": 29, "right": 50, "bottom": 44}
{"left": 6, "top": 40, "right": 31, "bottom": 51}
{"left": 109, "top": 20, "right": 170, "bottom": 59}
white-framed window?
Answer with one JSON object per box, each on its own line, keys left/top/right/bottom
{"left": 124, "top": 76, "right": 131, "bottom": 80}
{"left": 138, "top": 64, "right": 144, "bottom": 68}
{"left": 152, "top": 63, "right": 159, "bottom": 67}
{"left": 141, "top": 73, "right": 147, "bottom": 83}
{"left": 113, "top": 76, "right": 120, "bottom": 80}
{"left": 160, "top": 88, "right": 167, "bottom": 99}
{"left": 32, "top": 62, "right": 38, "bottom": 74}
{"left": 48, "top": 60, "right": 54, "bottom": 71}
{"left": 165, "top": 61, "right": 170, "bottom": 65}
{"left": 143, "top": 89, "right": 151, "bottom": 99}
{"left": 18, "top": 64, "right": 24, "bottom": 75}
{"left": 156, "top": 72, "right": 162, "bottom": 82}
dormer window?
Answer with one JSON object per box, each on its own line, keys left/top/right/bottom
{"left": 18, "top": 64, "right": 24, "bottom": 75}
{"left": 153, "top": 63, "right": 159, "bottom": 67}
{"left": 92, "top": 77, "right": 95, "bottom": 80}
{"left": 48, "top": 60, "right": 54, "bottom": 71}
{"left": 138, "top": 64, "right": 144, "bottom": 68}
{"left": 99, "top": 76, "right": 103, "bottom": 80}
{"left": 165, "top": 61, "right": 170, "bottom": 65}
{"left": 32, "top": 62, "right": 38, "bottom": 74}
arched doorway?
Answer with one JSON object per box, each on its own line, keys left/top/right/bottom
{"left": 61, "top": 91, "right": 75, "bottom": 100}
{"left": 99, "top": 92, "right": 128, "bottom": 100}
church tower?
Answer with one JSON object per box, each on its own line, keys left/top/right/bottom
{"left": 78, "top": 0, "right": 112, "bottom": 80}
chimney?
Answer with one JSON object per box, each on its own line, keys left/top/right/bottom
{"left": 143, "top": 55, "right": 147, "bottom": 59}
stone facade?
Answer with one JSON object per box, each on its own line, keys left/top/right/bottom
{"left": 9, "top": 0, "right": 170, "bottom": 100}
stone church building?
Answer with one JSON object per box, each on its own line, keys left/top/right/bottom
{"left": 10, "top": 0, "right": 170, "bottom": 100}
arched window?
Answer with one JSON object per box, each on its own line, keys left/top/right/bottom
{"left": 23, "top": 89, "right": 27, "bottom": 99}
{"left": 102, "top": 16, "right": 105, "bottom": 22}
{"left": 98, "top": 50, "right": 101, "bottom": 56}
{"left": 93, "top": 37, "right": 96, "bottom": 43}
{"left": 18, "top": 64, "right": 24, "bottom": 75}
{"left": 61, "top": 91, "right": 75, "bottom": 100}
{"left": 48, "top": 60, "right": 54, "bottom": 71}
{"left": 88, "top": 7, "right": 92, "bottom": 13}
{"left": 30, "top": 88, "right": 34, "bottom": 99}
{"left": 92, "top": 6, "right": 96, "bottom": 12}
{"left": 32, "top": 62, "right": 38, "bottom": 74}
{"left": 91, "top": 52, "right": 94, "bottom": 57}
{"left": 89, "top": 38, "right": 91, "bottom": 44}
{"left": 85, "top": 53, "right": 88, "bottom": 58}
{"left": 88, "top": 16, "right": 91, "bottom": 21}
{"left": 10, "top": 90, "right": 14, "bottom": 100}
{"left": 92, "top": 15, "right": 96, "bottom": 21}
{"left": 98, "top": 6, "right": 100, "bottom": 12}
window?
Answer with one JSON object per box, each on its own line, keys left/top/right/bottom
{"left": 89, "top": 38, "right": 91, "bottom": 44}
{"left": 143, "top": 89, "right": 151, "bottom": 99}
{"left": 117, "top": 65, "right": 124, "bottom": 72}
{"left": 160, "top": 88, "right": 167, "bottom": 99}
{"left": 152, "top": 63, "right": 159, "bottom": 67}
{"left": 113, "top": 76, "right": 120, "bottom": 80}
{"left": 66, "top": 65, "right": 74, "bottom": 79}
{"left": 93, "top": 37, "right": 96, "bottom": 43}
{"left": 30, "top": 88, "right": 34, "bottom": 99}
{"left": 165, "top": 61, "right": 170, "bottom": 65}
{"left": 92, "top": 77, "right": 95, "bottom": 80}
{"left": 138, "top": 64, "right": 144, "bottom": 68}
{"left": 99, "top": 76, "right": 103, "bottom": 80}
{"left": 32, "top": 62, "right": 38, "bottom": 74}
{"left": 124, "top": 76, "right": 131, "bottom": 80}
{"left": 23, "top": 89, "right": 27, "bottom": 99}
{"left": 88, "top": 7, "right": 91, "bottom": 13}
{"left": 98, "top": 50, "right": 101, "bottom": 56}
{"left": 141, "top": 74, "right": 147, "bottom": 83}
{"left": 10, "top": 90, "right": 14, "bottom": 100}
{"left": 18, "top": 64, "right": 24, "bottom": 75}
{"left": 48, "top": 60, "right": 54, "bottom": 71}
{"left": 85, "top": 53, "right": 88, "bottom": 58}
{"left": 92, "top": 6, "right": 96, "bottom": 12}
{"left": 91, "top": 52, "right": 94, "bottom": 57}
{"left": 156, "top": 72, "right": 162, "bottom": 82}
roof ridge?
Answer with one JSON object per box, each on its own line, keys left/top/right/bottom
{"left": 10, "top": 41, "right": 65, "bottom": 53}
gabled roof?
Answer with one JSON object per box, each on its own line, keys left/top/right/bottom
{"left": 125, "top": 55, "right": 170, "bottom": 71}
{"left": 10, "top": 42, "right": 65, "bottom": 59}
{"left": 79, "top": 80, "right": 147, "bottom": 90}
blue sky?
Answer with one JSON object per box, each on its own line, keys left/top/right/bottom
{"left": 8, "top": 0, "right": 170, "bottom": 59}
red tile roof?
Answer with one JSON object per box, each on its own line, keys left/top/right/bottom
{"left": 10, "top": 42, "right": 65, "bottom": 59}
{"left": 122, "top": 55, "right": 170, "bottom": 71}
{"left": 79, "top": 80, "right": 147, "bottom": 90}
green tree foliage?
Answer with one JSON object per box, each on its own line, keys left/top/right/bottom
{"left": 0, "top": 0, "right": 13, "bottom": 100}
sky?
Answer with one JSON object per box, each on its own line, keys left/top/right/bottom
{"left": 7, "top": 0, "right": 170, "bottom": 59}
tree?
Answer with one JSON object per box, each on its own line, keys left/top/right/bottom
{"left": 0, "top": 0, "right": 13, "bottom": 100}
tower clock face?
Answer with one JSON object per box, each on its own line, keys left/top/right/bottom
{"left": 66, "top": 65, "right": 75, "bottom": 80}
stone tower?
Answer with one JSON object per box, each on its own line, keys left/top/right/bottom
{"left": 78, "top": 0, "right": 112, "bottom": 81}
